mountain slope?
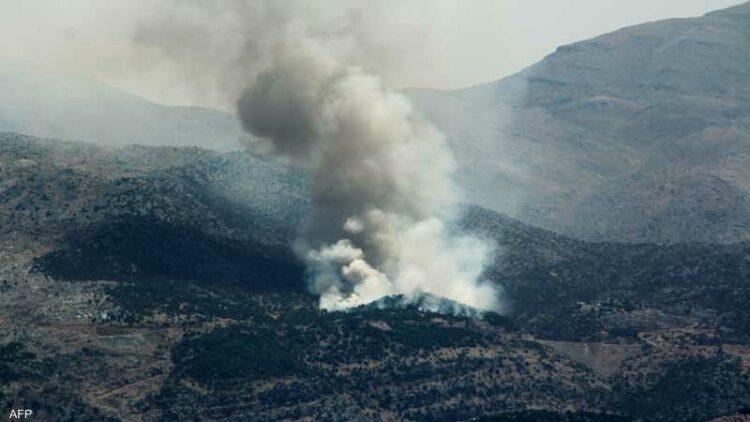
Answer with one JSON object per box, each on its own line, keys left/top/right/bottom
{"left": 411, "top": 1, "right": 750, "bottom": 243}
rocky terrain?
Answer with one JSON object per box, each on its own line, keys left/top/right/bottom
{"left": 1, "top": 133, "right": 749, "bottom": 421}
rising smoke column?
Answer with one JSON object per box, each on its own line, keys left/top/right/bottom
{"left": 133, "top": 1, "right": 500, "bottom": 312}
{"left": 237, "top": 32, "right": 499, "bottom": 312}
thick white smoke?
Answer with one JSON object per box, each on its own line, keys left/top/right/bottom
{"left": 135, "top": 1, "right": 501, "bottom": 313}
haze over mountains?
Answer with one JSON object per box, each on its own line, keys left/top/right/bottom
{"left": 1, "top": 2, "right": 750, "bottom": 246}
{"left": 413, "top": 1, "right": 750, "bottom": 243}
{"left": 0, "top": 60, "right": 243, "bottom": 151}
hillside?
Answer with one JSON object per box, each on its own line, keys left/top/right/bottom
{"left": 410, "top": 1, "right": 750, "bottom": 243}
{"left": 1, "top": 133, "right": 749, "bottom": 421}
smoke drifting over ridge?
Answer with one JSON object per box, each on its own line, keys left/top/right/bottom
{"left": 136, "top": 1, "right": 501, "bottom": 312}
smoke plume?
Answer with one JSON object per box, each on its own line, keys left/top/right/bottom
{"left": 135, "top": 0, "right": 501, "bottom": 312}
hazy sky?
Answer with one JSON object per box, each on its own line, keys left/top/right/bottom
{"left": 0, "top": 0, "right": 743, "bottom": 108}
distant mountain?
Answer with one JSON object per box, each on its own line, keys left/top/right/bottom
{"left": 0, "top": 60, "right": 244, "bottom": 150}
{"left": 411, "top": 1, "right": 750, "bottom": 243}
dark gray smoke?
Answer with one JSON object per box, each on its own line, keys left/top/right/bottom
{"left": 135, "top": 0, "right": 501, "bottom": 312}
